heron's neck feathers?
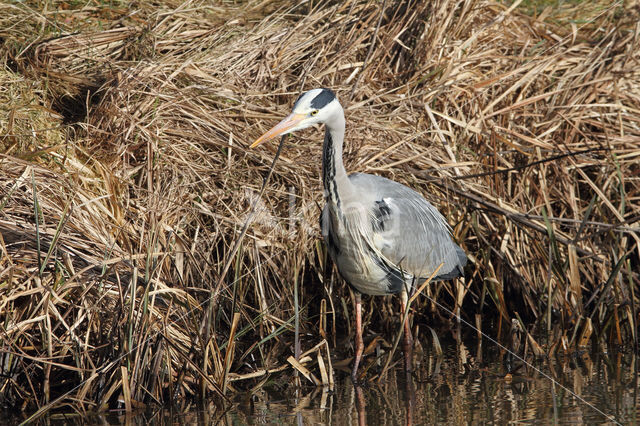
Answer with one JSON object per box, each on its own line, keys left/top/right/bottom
{"left": 322, "top": 111, "right": 354, "bottom": 207}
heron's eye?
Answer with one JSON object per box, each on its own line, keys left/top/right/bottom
{"left": 310, "top": 110, "right": 319, "bottom": 116}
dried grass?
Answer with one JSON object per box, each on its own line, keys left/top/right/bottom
{"left": 0, "top": 0, "right": 638, "bottom": 417}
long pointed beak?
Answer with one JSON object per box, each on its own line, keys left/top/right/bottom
{"left": 250, "top": 113, "right": 306, "bottom": 148}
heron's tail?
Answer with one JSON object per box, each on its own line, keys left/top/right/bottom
{"left": 455, "top": 244, "right": 467, "bottom": 268}
{"left": 433, "top": 243, "right": 467, "bottom": 281}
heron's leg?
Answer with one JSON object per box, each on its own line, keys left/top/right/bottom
{"left": 354, "top": 383, "right": 366, "bottom": 426}
{"left": 351, "top": 292, "right": 364, "bottom": 382}
{"left": 404, "top": 363, "right": 415, "bottom": 426}
{"left": 401, "top": 289, "right": 413, "bottom": 373}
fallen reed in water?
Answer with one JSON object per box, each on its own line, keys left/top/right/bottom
{"left": 0, "top": 0, "right": 638, "bottom": 418}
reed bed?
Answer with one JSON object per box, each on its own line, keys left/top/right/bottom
{"left": 0, "top": 0, "right": 638, "bottom": 418}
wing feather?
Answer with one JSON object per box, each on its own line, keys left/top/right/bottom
{"left": 349, "top": 173, "right": 466, "bottom": 280}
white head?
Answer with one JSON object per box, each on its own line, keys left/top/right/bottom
{"left": 251, "top": 88, "right": 342, "bottom": 148}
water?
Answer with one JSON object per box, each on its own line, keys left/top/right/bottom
{"left": 217, "top": 337, "right": 638, "bottom": 425}
{"left": 8, "top": 334, "right": 639, "bottom": 425}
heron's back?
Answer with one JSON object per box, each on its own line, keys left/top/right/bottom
{"left": 322, "top": 173, "right": 466, "bottom": 295}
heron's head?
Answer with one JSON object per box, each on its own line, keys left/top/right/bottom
{"left": 250, "top": 88, "right": 340, "bottom": 148}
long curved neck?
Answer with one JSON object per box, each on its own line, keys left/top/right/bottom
{"left": 322, "top": 111, "right": 353, "bottom": 207}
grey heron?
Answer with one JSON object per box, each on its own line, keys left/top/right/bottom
{"left": 251, "top": 88, "right": 467, "bottom": 380}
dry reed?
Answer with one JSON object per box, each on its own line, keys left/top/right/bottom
{"left": 0, "top": 0, "right": 638, "bottom": 418}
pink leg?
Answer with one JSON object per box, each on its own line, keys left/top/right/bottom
{"left": 351, "top": 292, "right": 364, "bottom": 382}
{"left": 354, "top": 383, "right": 366, "bottom": 426}
{"left": 401, "top": 290, "right": 413, "bottom": 373}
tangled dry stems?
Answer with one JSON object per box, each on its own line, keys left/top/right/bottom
{"left": 0, "top": 0, "right": 638, "bottom": 417}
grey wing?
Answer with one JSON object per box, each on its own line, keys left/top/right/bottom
{"left": 350, "top": 173, "right": 467, "bottom": 281}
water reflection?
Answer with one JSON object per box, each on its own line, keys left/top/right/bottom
{"left": 20, "top": 335, "right": 639, "bottom": 425}
{"left": 217, "top": 336, "right": 637, "bottom": 425}
{"left": 353, "top": 369, "right": 414, "bottom": 426}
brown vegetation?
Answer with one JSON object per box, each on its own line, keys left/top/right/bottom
{"left": 0, "top": 0, "right": 638, "bottom": 419}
